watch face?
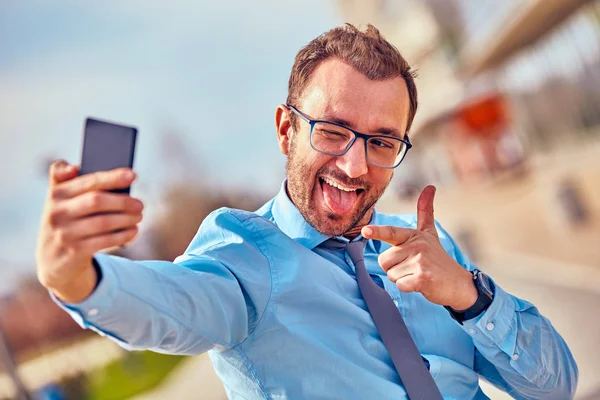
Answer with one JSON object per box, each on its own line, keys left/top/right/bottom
{"left": 477, "top": 271, "right": 495, "bottom": 299}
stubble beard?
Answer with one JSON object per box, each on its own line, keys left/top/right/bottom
{"left": 285, "top": 140, "right": 386, "bottom": 236}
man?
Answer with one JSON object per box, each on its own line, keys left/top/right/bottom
{"left": 36, "top": 24, "right": 577, "bottom": 399}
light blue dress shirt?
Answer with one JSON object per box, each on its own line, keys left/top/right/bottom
{"left": 55, "top": 183, "right": 578, "bottom": 399}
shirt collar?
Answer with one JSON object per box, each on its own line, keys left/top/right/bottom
{"left": 272, "top": 181, "right": 328, "bottom": 250}
{"left": 271, "top": 180, "right": 383, "bottom": 252}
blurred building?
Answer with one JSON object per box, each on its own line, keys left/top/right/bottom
{"left": 337, "top": 0, "right": 600, "bottom": 187}
{"left": 337, "top": 0, "right": 600, "bottom": 235}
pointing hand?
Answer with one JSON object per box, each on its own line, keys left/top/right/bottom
{"left": 362, "top": 186, "right": 477, "bottom": 310}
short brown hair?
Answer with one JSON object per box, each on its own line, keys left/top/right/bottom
{"left": 287, "top": 23, "right": 418, "bottom": 133}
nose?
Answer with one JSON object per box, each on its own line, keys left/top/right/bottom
{"left": 335, "top": 138, "right": 369, "bottom": 179}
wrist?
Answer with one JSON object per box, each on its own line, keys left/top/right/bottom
{"left": 50, "top": 261, "right": 99, "bottom": 304}
{"left": 448, "top": 269, "right": 479, "bottom": 311}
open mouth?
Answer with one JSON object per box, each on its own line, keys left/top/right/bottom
{"left": 318, "top": 177, "right": 365, "bottom": 215}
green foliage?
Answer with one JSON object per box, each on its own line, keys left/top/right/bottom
{"left": 85, "top": 351, "right": 185, "bottom": 400}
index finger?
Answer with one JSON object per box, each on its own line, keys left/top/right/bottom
{"left": 49, "top": 159, "right": 79, "bottom": 185}
{"left": 52, "top": 168, "right": 136, "bottom": 199}
{"left": 361, "top": 225, "right": 416, "bottom": 246}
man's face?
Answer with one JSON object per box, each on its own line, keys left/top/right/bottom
{"left": 279, "top": 58, "right": 411, "bottom": 236}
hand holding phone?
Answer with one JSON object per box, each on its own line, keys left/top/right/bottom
{"left": 35, "top": 118, "right": 142, "bottom": 303}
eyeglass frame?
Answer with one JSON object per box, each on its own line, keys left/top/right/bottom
{"left": 286, "top": 104, "right": 412, "bottom": 169}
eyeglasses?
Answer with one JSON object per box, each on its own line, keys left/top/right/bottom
{"left": 287, "top": 105, "right": 412, "bottom": 169}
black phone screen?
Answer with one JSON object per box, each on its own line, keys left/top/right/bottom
{"left": 80, "top": 118, "right": 137, "bottom": 193}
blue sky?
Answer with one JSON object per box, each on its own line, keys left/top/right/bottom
{"left": 0, "top": 1, "right": 342, "bottom": 293}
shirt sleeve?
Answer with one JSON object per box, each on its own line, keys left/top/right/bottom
{"left": 51, "top": 208, "right": 272, "bottom": 356}
{"left": 436, "top": 223, "right": 579, "bottom": 400}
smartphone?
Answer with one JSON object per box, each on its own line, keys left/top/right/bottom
{"left": 80, "top": 117, "right": 138, "bottom": 194}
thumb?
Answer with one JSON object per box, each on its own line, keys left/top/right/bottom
{"left": 49, "top": 159, "right": 79, "bottom": 185}
{"left": 417, "top": 185, "right": 437, "bottom": 232}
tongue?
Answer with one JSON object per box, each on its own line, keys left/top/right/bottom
{"left": 322, "top": 181, "right": 358, "bottom": 214}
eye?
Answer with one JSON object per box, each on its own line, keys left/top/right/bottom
{"left": 323, "top": 129, "right": 346, "bottom": 137}
{"left": 369, "top": 138, "right": 394, "bottom": 149}
{"left": 314, "top": 125, "right": 351, "bottom": 140}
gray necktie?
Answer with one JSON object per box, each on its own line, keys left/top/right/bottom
{"left": 322, "top": 239, "right": 443, "bottom": 400}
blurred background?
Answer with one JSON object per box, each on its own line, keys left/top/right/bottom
{"left": 1, "top": 0, "right": 599, "bottom": 399}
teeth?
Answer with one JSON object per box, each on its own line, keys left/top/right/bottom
{"left": 321, "top": 177, "right": 358, "bottom": 192}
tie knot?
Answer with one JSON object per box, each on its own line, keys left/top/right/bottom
{"left": 320, "top": 238, "right": 366, "bottom": 265}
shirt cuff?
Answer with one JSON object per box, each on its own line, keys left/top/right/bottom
{"left": 460, "top": 282, "right": 517, "bottom": 356}
{"left": 49, "top": 254, "right": 127, "bottom": 343}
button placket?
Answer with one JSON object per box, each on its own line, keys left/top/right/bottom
{"left": 378, "top": 273, "right": 403, "bottom": 309}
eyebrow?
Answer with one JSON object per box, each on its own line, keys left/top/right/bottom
{"left": 322, "top": 114, "right": 403, "bottom": 138}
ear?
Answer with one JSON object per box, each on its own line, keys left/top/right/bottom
{"left": 275, "top": 104, "right": 293, "bottom": 156}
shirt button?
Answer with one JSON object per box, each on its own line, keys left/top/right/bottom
{"left": 512, "top": 353, "right": 519, "bottom": 361}
{"left": 468, "top": 329, "right": 477, "bottom": 335}
{"left": 393, "top": 300, "right": 399, "bottom": 307}
{"left": 486, "top": 322, "right": 495, "bottom": 331}
{"left": 87, "top": 308, "right": 99, "bottom": 317}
